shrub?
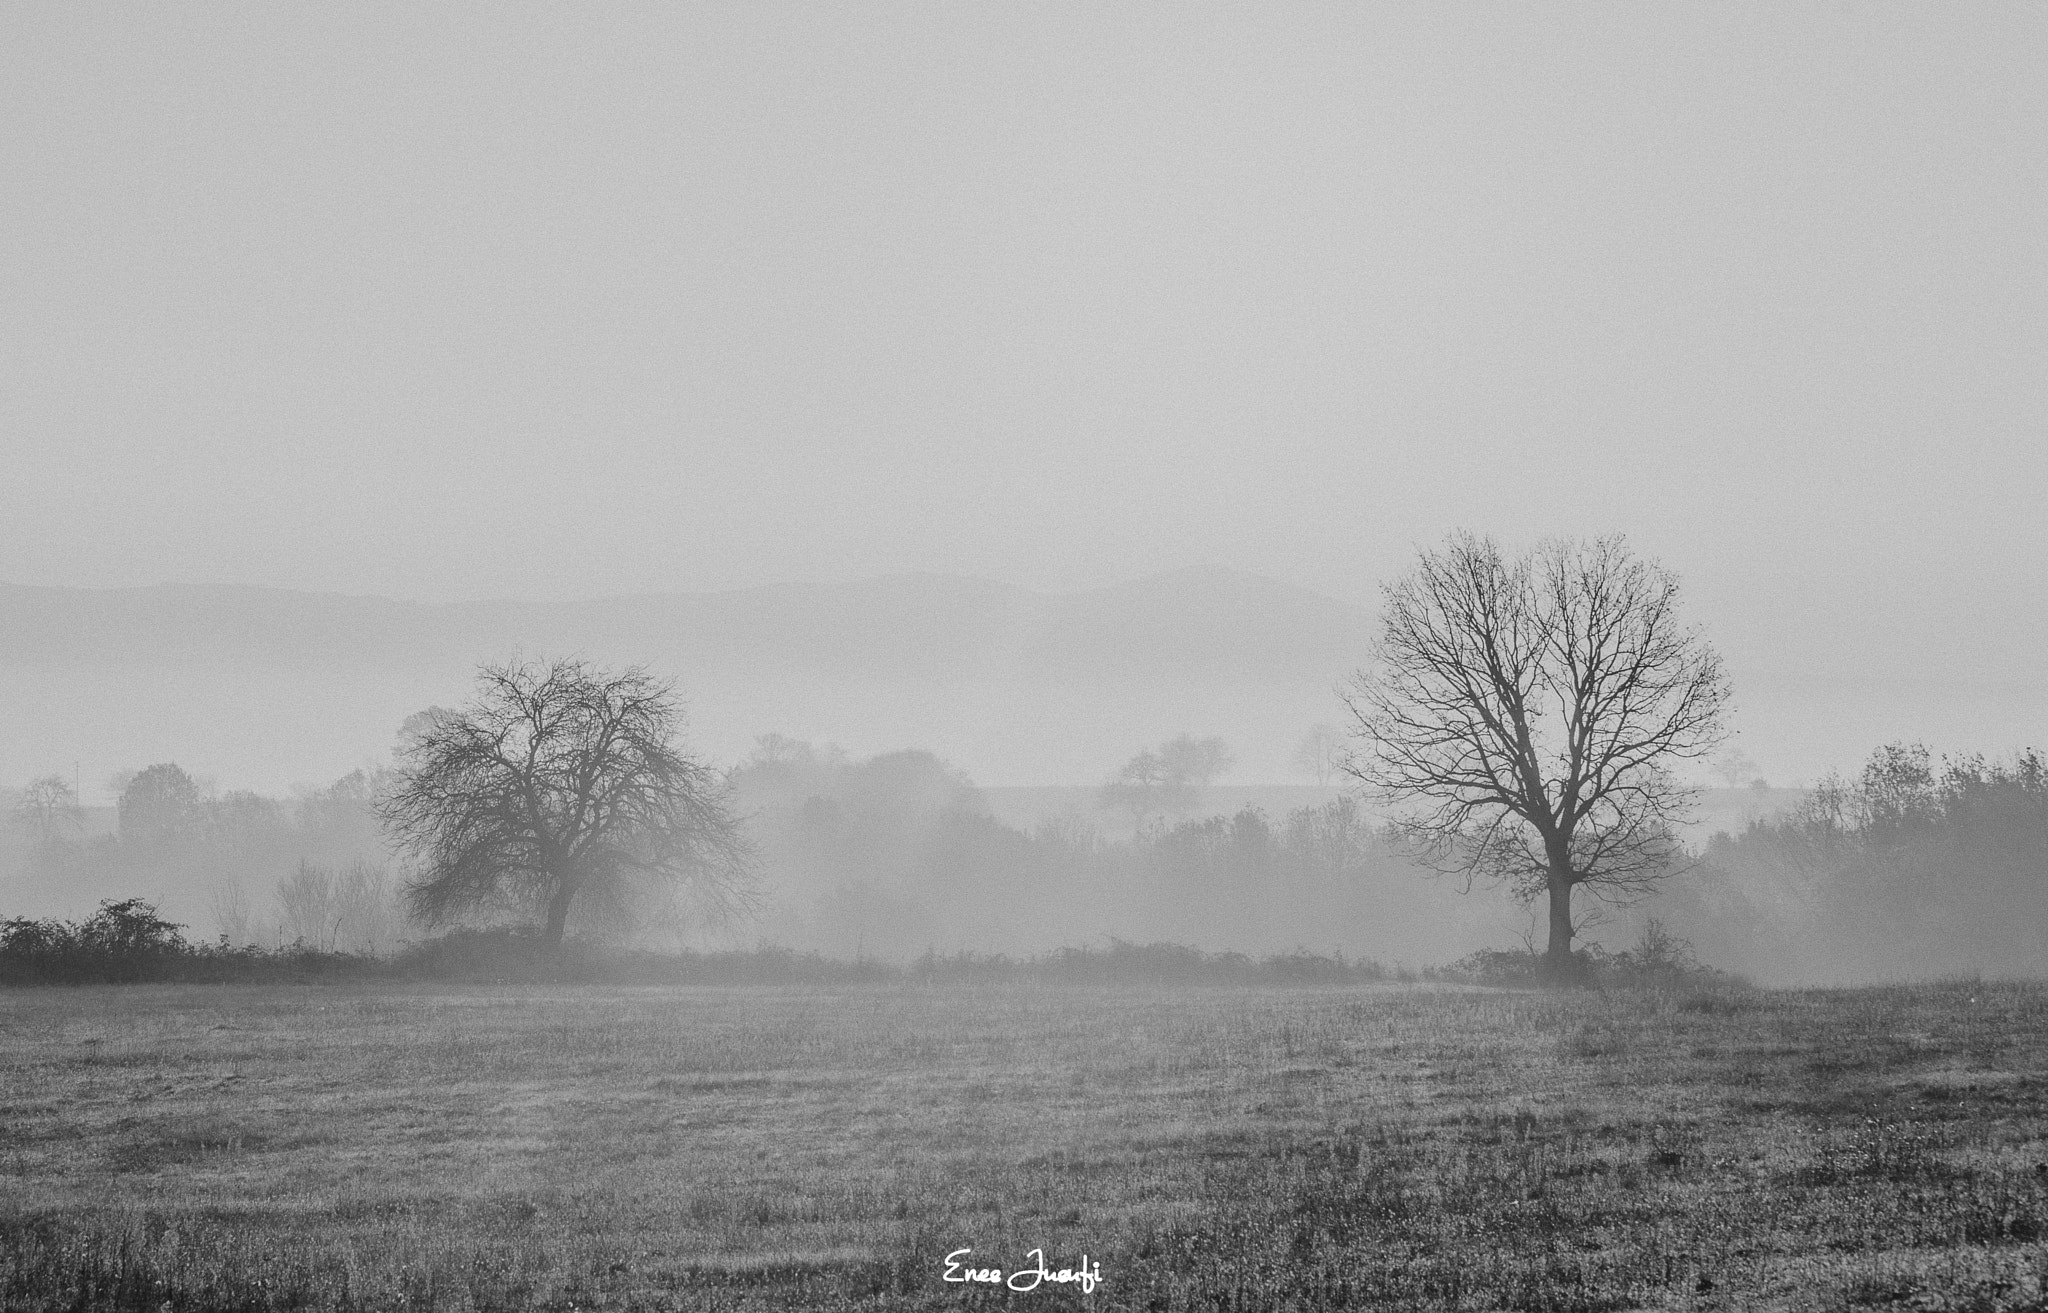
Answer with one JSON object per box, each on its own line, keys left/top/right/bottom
{"left": 0, "top": 899, "right": 381, "bottom": 986}
{"left": 390, "top": 927, "right": 599, "bottom": 983}
{"left": 0, "top": 899, "right": 190, "bottom": 984}
{"left": 1427, "top": 947, "right": 1555, "bottom": 988}
{"left": 1427, "top": 922, "right": 1737, "bottom": 991}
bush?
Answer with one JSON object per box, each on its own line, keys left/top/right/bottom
{"left": 1600, "top": 918, "right": 1723, "bottom": 984}
{"left": 1427, "top": 947, "right": 1555, "bottom": 988}
{"left": 2, "top": 900, "right": 189, "bottom": 984}
{"left": 0, "top": 899, "right": 381, "bottom": 986}
{"left": 1427, "top": 921, "right": 1738, "bottom": 991}
{"left": 389, "top": 927, "right": 601, "bottom": 984}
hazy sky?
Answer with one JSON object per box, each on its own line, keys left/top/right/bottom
{"left": 4, "top": 9, "right": 2044, "bottom": 626}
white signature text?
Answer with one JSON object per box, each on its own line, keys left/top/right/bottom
{"left": 943, "top": 1247, "right": 1105, "bottom": 1294}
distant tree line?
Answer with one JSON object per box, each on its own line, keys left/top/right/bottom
{"left": 729, "top": 735, "right": 1486, "bottom": 963}
{"left": 7, "top": 735, "right": 2042, "bottom": 984}
{"left": 2, "top": 761, "right": 399, "bottom": 952}
{"left": 8, "top": 625, "right": 2040, "bottom": 987}
{"left": 1644, "top": 743, "right": 2048, "bottom": 981}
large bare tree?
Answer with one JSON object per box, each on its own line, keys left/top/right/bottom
{"left": 380, "top": 658, "right": 755, "bottom": 945}
{"left": 1342, "top": 533, "right": 1730, "bottom": 982}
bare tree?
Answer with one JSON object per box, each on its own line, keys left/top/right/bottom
{"left": 379, "top": 658, "right": 756, "bottom": 945}
{"left": 1292, "top": 723, "right": 1346, "bottom": 787}
{"left": 1100, "top": 734, "right": 1234, "bottom": 825}
{"left": 1710, "top": 748, "right": 1761, "bottom": 789}
{"left": 11, "top": 775, "right": 82, "bottom": 844}
{"left": 275, "top": 859, "right": 403, "bottom": 953}
{"left": 1101, "top": 748, "right": 1170, "bottom": 824}
{"left": 1342, "top": 533, "right": 1730, "bottom": 982}
{"left": 208, "top": 879, "right": 254, "bottom": 948}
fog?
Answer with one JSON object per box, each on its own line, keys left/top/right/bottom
{"left": 4, "top": 6, "right": 2045, "bottom": 985}
{"left": 5, "top": 569, "right": 2045, "bottom": 803}
{"left": 5, "top": 686, "right": 2041, "bottom": 985}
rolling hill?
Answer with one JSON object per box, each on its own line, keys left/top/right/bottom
{"left": 0, "top": 566, "right": 1375, "bottom": 795}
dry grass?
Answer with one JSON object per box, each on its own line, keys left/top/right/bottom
{"left": 3, "top": 978, "right": 2048, "bottom": 1310}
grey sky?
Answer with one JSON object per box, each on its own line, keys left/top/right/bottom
{"left": 4, "top": 6, "right": 2045, "bottom": 780}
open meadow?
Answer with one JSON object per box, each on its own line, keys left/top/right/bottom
{"left": 4, "top": 979, "right": 2048, "bottom": 1311}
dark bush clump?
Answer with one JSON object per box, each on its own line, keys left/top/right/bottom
{"left": 1427, "top": 920, "right": 1742, "bottom": 991}
{"left": 0, "top": 900, "right": 380, "bottom": 986}
{"left": 1, "top": 899, "right": 189, "bottom": 984}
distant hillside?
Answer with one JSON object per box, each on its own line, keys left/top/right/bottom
{"left": 10, "top": 567, "right": 2038, "bottom": 802}
{"left": 0, "top": 568, "right": 1375, "bottom": 794}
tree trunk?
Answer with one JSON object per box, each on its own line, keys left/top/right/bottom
{"left": 1541, "top": 877, "right": 1580, "bottom": 985}
{"left": 542, "top": 880, "right": 578, "bottom": 946}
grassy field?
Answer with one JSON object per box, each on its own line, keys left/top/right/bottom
{"left": 3, "top": 979, "right": 2048, "bottom": 1311}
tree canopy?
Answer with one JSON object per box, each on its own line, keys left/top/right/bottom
{"left": 1101, "top": 734, "right": 1235, "bottom": 824}
{"left": 118, "top": 764, "right": 203, "bottom": 848}
{"left": 380, "top": 658, "right": 755, "bottom": 944}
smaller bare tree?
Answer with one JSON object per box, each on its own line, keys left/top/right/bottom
{"left": 380, "top": 658, "right": 756, "bottom": 945}
{"left": 208, "top": 880, "right": 254, "bottom": 947}
{"left": 11, "top": 775, "right": 82, "bottom": 845}
{"left": 1710, "top": 748, "right": 1761, "bottom": 790}
{"left": 1101, "top": 735, "right": 1234, "bottom": 825}
{"left": 276, "top": 860, "right": 404, "bottom": 953}
{"left": 1292, "top": 724, "right": 1346, "bottom": 787}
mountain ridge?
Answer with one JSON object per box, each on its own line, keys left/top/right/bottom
{"left": 0, "top": 568, "right": 1374, "bottom": 792}
{"left": 8, "top": 566, "right": 2036, "bottom": 798}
